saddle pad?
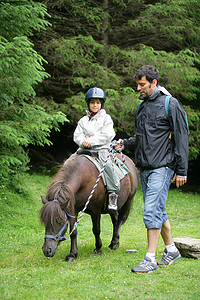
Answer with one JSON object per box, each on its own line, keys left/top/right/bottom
{"left": 64, "top": 153, "right": 130, "bottom": 186}
{"left": 84, "top": 155, "right": 130, "bottom": 186}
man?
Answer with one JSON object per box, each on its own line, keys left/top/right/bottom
{"left": 115, "top": 65, "right": 189, "bottom": 273}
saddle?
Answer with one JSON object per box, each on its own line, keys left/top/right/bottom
{"left": 76, "top": 149, "right": 99, "bottom": 158}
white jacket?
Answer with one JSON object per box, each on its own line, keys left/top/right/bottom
{"left": 73, "top": 109, "right": 116, "bottom": 150}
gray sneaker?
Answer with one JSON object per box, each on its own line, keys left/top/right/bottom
{"left": 108, "top": 193, "right": 118, "bottom": 210}
{"left": 157, "top": 248, "right": 181, "bottom": 266}
{"left": 131, "top": 256, "right": 157, "bottom": 273}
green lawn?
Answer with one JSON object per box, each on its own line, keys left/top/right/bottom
{"left": 0, "top": 173, "right": 199, "bottom": 300}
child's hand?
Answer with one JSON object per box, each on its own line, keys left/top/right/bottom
{"left": 82, "top": 140, "right": 91, "bottom": 148}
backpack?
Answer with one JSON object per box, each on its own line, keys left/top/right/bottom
{"left": 137, "top": 95, "right": 189, "bottom": 131}
{"left": 164, "top": 95, "right": 189, "bottom": 131}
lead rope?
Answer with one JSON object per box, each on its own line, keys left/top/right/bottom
{"left": 69, "top": 140, "right": 125, "bottom": 236}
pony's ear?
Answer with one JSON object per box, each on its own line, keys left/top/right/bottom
{"left": 41, "top": 196, "right": 48, "bottom": 204}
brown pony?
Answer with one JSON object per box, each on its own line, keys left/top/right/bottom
{"left": 40, "top": 153, "right": 138, "bottom": 261}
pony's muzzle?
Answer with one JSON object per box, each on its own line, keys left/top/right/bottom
{"left": 42, "top": 245, "right": 54, "bottom": 257}
{"left": 42, "top": 240, "right": 57, "bottom": 257}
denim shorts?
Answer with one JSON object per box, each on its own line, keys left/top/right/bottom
{"left": 140, "top": 167, "right": 174, "bottom": 229}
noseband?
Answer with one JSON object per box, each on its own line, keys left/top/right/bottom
{"left": 44, "top": 199, "right": 75, "bottom": 242}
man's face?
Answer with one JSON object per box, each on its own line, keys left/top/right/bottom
{"left": 136, "top": 76, "right": 157, "bottom": 98}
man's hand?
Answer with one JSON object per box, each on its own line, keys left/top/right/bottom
{"left": 114, "top": 139, "right": 124, "bottom": 152}
{"left": 172, "top": 174, "right": 187, "bottom": 188}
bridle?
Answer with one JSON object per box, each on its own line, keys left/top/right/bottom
{"left": 44, "top": 199, "right": 75, "bottom": 242}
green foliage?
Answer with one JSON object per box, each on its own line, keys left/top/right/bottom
{"left": 1, "top": 0, "right": 200, "bottom": 184}
{"left": 125, "top": 46, "right": 200, "bottom": 103}
{"left": 43, "top": 35, "right": 121, "bottom": 90}
{"left": 0, "top": 100, "right": 67, "bottom": 186}
{"left": 185, "top": 106, "right": 200, "bottom": 160}
{"left": 34, "top": 0, "right": 200, "bottom": 161}
{"left": 0, "top": 36, "right": 49, "bottom": 100}
{"left": 0, "top": 0, "right": 51, "bottom": 41}
{"left": 0, "top": 0, "right": 68, "bottom": 186}
{"left": 129, "top": 0, "right": 200, "bottom": 51}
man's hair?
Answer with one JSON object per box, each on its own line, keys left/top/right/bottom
{"left": 134, "top": 65, "right": 159, "bottom": 84}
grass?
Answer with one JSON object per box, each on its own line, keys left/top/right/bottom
{"left": 0, "top": 173, "right": 200, "bottom": 300}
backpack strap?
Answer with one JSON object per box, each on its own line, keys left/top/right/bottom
{"left": 164, "top": 95, "right": 171, "bottom": 118}
{"left": 137, "top": 97, "right": 171, "bottom": 114}
{"left": 165, "top": 95, "right": 189, "bottom": 131}
{"left": 137, "top": 96, "right": 189, "bottom": 131}
{"left": 184, "top": 111, "right": 189, "bottom": 131}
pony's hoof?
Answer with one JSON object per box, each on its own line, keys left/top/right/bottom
{"left": 65, "top": 255, "right": 76, "bottom": 262}
{"left": 108, "top": 243, "right": 119, "bottom": 250}
{"left": 94, "top": 248, "right": 103, "bottom": 255}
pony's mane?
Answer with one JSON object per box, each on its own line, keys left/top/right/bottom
{"left": 61, "top": 155, "right": 78, "bottom": 179}
{"left": 40, "top": 201, "right": 65, "bottom": 231}
{"left": 46, "top": 155, "right": 78, "bottom": 215}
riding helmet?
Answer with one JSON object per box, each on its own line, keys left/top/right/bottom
{"left": 85, "top": 87, "right": 106, "bottom": 102}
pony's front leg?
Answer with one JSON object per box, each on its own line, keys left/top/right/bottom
{"left": 65, "top": 223, "right": 78, "bottom": 262}
{"left": 91, "top": 214, "right": 103, "bottom": 255}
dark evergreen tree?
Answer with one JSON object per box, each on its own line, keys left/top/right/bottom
{"left": 34, "top": 0, "right": 200, "bottom": 160}
{"left": 0, "top": 0, "right": 68, "bottom": 186}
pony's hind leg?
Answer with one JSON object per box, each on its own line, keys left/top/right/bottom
{"left": 108, "top": 211, "right": 121, "bottom": 250}
{"left": 91, "top": 214, "right": 103, "bottom": 255}
{"left": 109, "top": 194, "right": 134, "bottom": 250}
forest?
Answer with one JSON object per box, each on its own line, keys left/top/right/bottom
{"left": 0, "top": 0, "right": 200, "bottom": 187}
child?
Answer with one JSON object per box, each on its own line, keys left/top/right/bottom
{"left": 73, "top": 87, "right": 120, "bottom": 210}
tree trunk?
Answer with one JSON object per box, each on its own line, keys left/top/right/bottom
{"left": 102, "top": 0, "right": 109, "bottom": 69}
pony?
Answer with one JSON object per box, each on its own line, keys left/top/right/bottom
{"left": 40, "top": 153, "right": 138, "bottom": 261}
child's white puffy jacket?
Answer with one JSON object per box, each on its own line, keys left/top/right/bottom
{"left": 73, "top": 109, "right": 115, "bottom": 150}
